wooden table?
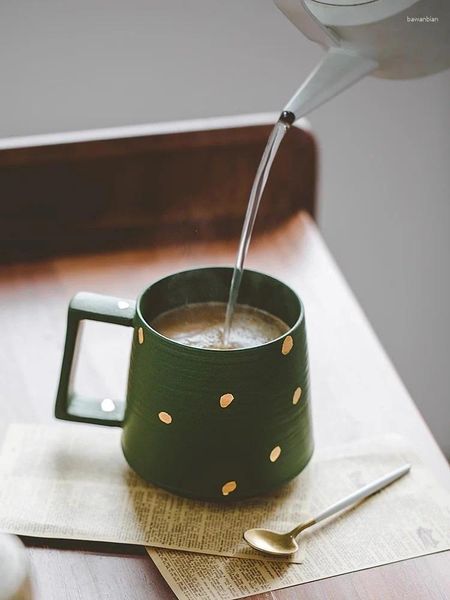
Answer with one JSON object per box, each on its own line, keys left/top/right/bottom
{"left": 0, "top": 117, "right": 448, "bottom": 599}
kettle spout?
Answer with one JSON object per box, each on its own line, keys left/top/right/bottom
{"left": 281, "top": 47, "right": 378, "bottom": 123}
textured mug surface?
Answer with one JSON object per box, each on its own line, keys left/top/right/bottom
{"left": 55, "top": 267, "right": 313, "bottom": 500}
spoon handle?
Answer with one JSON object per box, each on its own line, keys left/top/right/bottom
{"left": 290, "top": 463, "right": 410, "bottom": 538}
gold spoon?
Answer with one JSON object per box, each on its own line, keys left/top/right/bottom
{"left": 244, "top": 463, "right": 411, "bottom": 556}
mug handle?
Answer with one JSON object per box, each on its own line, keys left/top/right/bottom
{"left": 55, "top": 292, "right": 136, "bottom": 427}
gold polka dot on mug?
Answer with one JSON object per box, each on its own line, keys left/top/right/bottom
{"left": 222, "top": 480, "right": 237, "bottom": 496}
{"left": 219, "top": 393, "right": 234, "bottom": 408}
{"left": 282, "top": 335, "right": 293, "bottom": 355}
{"left": 293, "top": 387, "right": 302, "bottom": 405}
{"left": 158, "top": 411, "right": 172, "bottom": 424}
{"left": 270, "top": 446, "right": 281, "bottom": 462}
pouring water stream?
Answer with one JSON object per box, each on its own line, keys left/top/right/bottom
{"left": 223, "top": 114, "right": 293, "bottom": 344}
{"left": 222, "top": 48, "right": 377, "bottom": 345}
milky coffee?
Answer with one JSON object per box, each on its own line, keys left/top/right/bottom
{"left": 151, "top": 302, "right": 289, "bottom": 350}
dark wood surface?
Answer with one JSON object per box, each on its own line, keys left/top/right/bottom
{"left": 0, "top": 118, "right": 448, "bottom": 599}
{"left": 0, "top": 118, "right": 315, "bottom": 262}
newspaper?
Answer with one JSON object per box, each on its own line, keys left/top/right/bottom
{"left": 0, "top": 423, "right": 309, "bottom": 561}
{"left": 147, "top": 436, "right": 450, "bottom": 600}
{"left": 1, "top": 425, "right": 448, "bottom": 600}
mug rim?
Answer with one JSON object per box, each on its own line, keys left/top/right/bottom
{"left": 136, "top": 266, "right": 304, "bottom": 354}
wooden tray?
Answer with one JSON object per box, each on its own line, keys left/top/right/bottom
{"left": 0, "top": 115, "right": 316, "bottom": 261}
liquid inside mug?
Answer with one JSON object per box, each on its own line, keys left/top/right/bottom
{"left": 55, "top": 267, "right": 314, "bottom": 500}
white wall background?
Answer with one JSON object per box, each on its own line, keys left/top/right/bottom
{"left": 1, "top": 1, "right": 449, "bottom": 454}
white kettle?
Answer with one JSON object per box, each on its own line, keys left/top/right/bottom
{"left": 275, "top": 0, "right": 450, "bottom": 123}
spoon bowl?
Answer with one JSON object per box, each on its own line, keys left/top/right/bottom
{"left": 243, "top": 528, "right": 299, "bottom": 556}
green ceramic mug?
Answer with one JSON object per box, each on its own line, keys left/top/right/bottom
{"left": 55, "top": 267, "right": 313, "bottom": 500}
